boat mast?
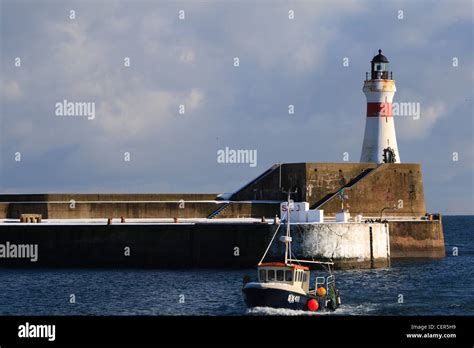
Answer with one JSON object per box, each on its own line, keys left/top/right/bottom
{"left": 282, "top": 188, "right": 297, "bottom": 265}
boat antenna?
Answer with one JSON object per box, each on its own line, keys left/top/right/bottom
{"left": 281, "top": 188, "right": 297, "bottom": 265}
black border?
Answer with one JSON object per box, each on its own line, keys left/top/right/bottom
{"left": 0, "top": 315, "right": 472, "bottom": 345}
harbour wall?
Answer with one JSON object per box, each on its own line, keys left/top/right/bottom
{"left": 231, "top": 163, "right": 426, "bottom": 217}
{"left": 271, "top": 223, "right": 390, "bottom": 269}
{"left": 0, "top": 194, "right": 278, "bottom": 220}
{"left": 0, "top": 222, "right": 390, "bottom": 269}
{"left": 0, "top": 163, "right": 427, "bottom": 219}
{"left": 0, "top": 194, "right": 219, "bottom": 219}
{"left": 0, "top": 162, "right": 445, "bottom": 260}
{"left": 0, "top": 222, "right": 270, "bottom": 268}
{"left": 389, "top": 219, "right": 445, "bottom": 258}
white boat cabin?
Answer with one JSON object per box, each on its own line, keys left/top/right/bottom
{"left": 257, "top": 262, "right": 310, "bottom": 292}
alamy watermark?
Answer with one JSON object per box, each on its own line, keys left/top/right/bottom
{"left": 18, "top": 322, "right": 55, "bottom": 341}
{"left": 55, "top": 99, "right": 95, "bottom": 120}
{"left": 217, "top": 147, "right": 257, "bottom": 167}
{"left": 0, "top": 241, "right": 38, "bottom": 262}
{"left": 381, "top": 102, "right": 421, "bottom": 120}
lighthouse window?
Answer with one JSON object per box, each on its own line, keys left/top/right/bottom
{"left": 277, "top": 270, "right": 284, "bottom": 281}
{"left": 374, "top": 63, "right": 387, "bottom": 71}
{"left": 285, "top": 271, "right": 293, "bottom": 282}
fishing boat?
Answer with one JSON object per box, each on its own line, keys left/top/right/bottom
{"left": 242, "top": 190, "right": 341, "bottom": 312}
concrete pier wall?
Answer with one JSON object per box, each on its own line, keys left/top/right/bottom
{"left": 0, "top": 163, "right": 429, "bottom": 220}
{"left": 0, "top": 221, "right": 390, "bottom": 269}
{"left": 0, "top": 163, "right": 426, "bottom": 219}
{"left": 0, "top": 195, "right": 280, "bottom": 220}
{"left": 269, "top": 223, "right": 390, "bottom": 269}
{"left": 0, "top": 223, "right": 270, "bottom": 268}
{"left": 0, "top": 194, "right": 218, "bottom": 219}
{"left": 0, "top": 162, "right": 445, "bottom": 262}
{"left": 231, "top": 163, "right": 426, "bottom": 217}
{"left": 389, "top": 220, "right": 445, "bottom": 258}
{"left": 307, "top": 163, "right": 426, "bottom": 217}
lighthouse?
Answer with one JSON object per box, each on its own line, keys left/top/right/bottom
{"left": 360, "top": 50, "right": 400, "bottom": 163}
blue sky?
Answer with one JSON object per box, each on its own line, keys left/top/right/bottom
{"left": 1, "top": 0, "right": 473, "bottom": 214}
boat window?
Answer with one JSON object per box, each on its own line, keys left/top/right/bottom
{"left": 267, "top": 270, "right": 275, "bottom": 281}
{"left": 259, "top": 269, "right": 266, "bottom": 282}
{"left": 303, "top": 273, "right": 307, "bottom": 282}
{"left": 276, "top": 270, "right": 284, "bottom": 281}
{"left": 285, "top": 270, "right": 293, "bottom": 282}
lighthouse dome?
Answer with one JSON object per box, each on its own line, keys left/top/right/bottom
{"left": 372, "top": 49, "right": 389, "bottom": 63}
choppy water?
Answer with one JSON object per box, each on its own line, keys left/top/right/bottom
{"left": 0, "top": 216, "right": 472, "bottom": 315}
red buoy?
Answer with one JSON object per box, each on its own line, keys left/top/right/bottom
{"left": 307, "top": 299, "right": 319, "bottom": 311}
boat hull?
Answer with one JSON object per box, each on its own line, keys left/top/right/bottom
{"left": 243, "top": 285, "right": 315, "bottom": 311}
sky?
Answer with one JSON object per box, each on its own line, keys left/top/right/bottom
{"left": 0, "top": 0, "right": 473, "bottom": 214}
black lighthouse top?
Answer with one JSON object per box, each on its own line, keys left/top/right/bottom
{"left": 370, "top": 49, "right": 390, "bottom": 80}
{"left": 372, "top": 49, "right": 389, "bottom": 63}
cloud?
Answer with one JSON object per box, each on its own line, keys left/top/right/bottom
{"left": 397, "top": 101, "right": 447, "bottom": 140}
{"left": 1, "top": 80, "right": 22, "bottom": 101}
{"left": 96, "top": 87, "right": 204, "bottom": 138}
{"left": 178, "top": 48, "right": 195, "bottom": 63}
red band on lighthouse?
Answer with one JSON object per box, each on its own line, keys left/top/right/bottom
{"left": 367, "top": 102, "right": 392, "bottom": 117}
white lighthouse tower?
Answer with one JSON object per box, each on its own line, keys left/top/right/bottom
{"left": 360, "top": 50, "right": 400, "bottom": 163}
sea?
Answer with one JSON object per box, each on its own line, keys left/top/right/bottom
{"left": 0, "top": 216, "right": 472, "bottom": 316}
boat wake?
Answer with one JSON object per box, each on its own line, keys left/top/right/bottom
{"left": 246, "top": 303, "right": 378, "bottom": 316}
{"left": 247, "top": 306, "right": 324, "bottom": 316}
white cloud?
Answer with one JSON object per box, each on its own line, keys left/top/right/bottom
{"left": 178, "top": 48, "right": 196, "bottom": 63}
{"left": 397, "top": 101, "right": 446, "bottom": 139}
{"left": 1, "top": 80, "right": 22, "bottom": 101}
{"left": 96, "top": 87, "right": 205, "bottom": 137}
{"left": 186, "top": 88, "right": 204, "bottom": 110}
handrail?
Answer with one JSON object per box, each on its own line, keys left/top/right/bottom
{"left": 312, "top": 164, "right": 387, "bottom": 210}
{"left": 287, "top": 258, "right": 334, "bottom": 265}
{"left": 229, "top": 163, "right": 281, "bottom": 200}
{"left": 315, "top": 275, "right": 335, "bottom": 295}
{"left": 315, "top": 276, "right": 326, "bottom": 290}
{"left": 207, "top": 202, "right": 233, "bottom": 219}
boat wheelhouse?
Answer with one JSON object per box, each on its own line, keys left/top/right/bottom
{"left": 258, "top": 262, "right": 310, "bottom": 294}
